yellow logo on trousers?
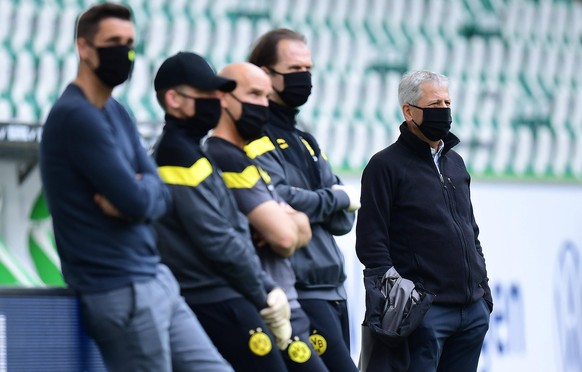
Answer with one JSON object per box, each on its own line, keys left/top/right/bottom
{"left": 309, "top": 332, "right": 328, "bottom": 356}
{"left": 288, "top": 339, "right": 311, "bottom": 363}
{"left": 249, "top": 328, "right": 272, "bottom": 356}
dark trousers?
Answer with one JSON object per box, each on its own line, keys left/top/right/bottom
{"left": 299, "top": 299, "right": 359, "bottom": 372}
{"left": 190, "top": 298, "right": 287, "bottom": 372}
{"left": 408, "top": 298, "right": 490, "bottom": 372}
{"left": 285, "top": 307, "right": 329, "bottom": 372}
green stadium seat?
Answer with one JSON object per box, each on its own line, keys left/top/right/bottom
{"left": 552, "top": 130, "right": 571, "bottom": 177}
{"left": 36, "top": 53, "right": 60, "bottom": 122}
{"left": 491, "top": 125, "right": 513, "bottom": 175}
{"left": 327, "top": 117, "right": 350, "bottom": 170}
{"left": 348, "top": 120, "right": 368, "bottom": 170}
{"left": 0, "top": 0, "right": 581, "bottom": 180}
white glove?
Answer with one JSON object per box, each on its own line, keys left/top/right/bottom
{"left": 260, "top": 288, "right": 292, "bottom": 350}
{"left": 260, "top": 288, "right": 291, "bottom": 325}
{"left": 332, "top": 184, "right": 361, "bottom": 212}
{"left": 268, "top": 318, "right": 292, "bottom": 350}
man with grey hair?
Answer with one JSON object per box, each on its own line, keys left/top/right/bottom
{"left": 356, "top": 70, "right": 492, "bottom": 371}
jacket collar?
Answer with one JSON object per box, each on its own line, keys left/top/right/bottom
{"left": 269, "top": 100, "right": 299, "bottom": 130}
{"left": 398, "top": 122, "right": 460, "bottom": 156}
{"left": 164, "top": 114, "right": 207, "bottom": 142}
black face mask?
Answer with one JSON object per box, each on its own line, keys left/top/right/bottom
{"left": 226, "top": 94, "right": 269, "bottom": 142}
{"left": 91, "top": 44, "right": 135, "bottom": 88}
{"left": 410, "top": 105, "right": 452, "bottom": 141}
{"left": 176, "top": 92, "right": 222, "bottom": 137}
{"left": 269, "top": 68, "right": 312, "bottom": 107}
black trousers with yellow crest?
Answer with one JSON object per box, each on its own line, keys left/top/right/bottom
{"left": 190, "top": 297, "right": 287, "bottom": 371}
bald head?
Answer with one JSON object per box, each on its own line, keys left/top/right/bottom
{"left": 219, "top": 63, "right": 272, "bottom": 102}
{"left": 213, "top": 63, "right": 271, "bottom": 147}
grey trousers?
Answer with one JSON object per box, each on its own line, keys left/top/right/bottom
{"left": 79, "top": 264, "right": 233, "bottom": 372}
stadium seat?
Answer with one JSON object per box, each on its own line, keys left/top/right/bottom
{"left": 35, "top": 53, "right": 60, "bottom": 120}
{"left": 0, "top": 0, "right": 14, "bottom": 48}
{"left": 553, "top": 130, "right": 571, "bottom": 177}
{"left": 533, "top": 126, "right": 553, "bottom": 177}
{"left": 0, "top": 49, "right": 12, "bottom": 97}
{"left": 349, "top": 120, "right": 369, "bottom": 170}
{"left": 360, "top": 72, "right": 382, "bottom": 122}
{"left": 327, "top": 118, "right": 350, "bottom": 170}
{"left": 572, "top": 129, "right": 582, "bottom": 176}
{"left": 229, "top": 17, "right": 255, "bottom": 64}
{"left": 0, "top": 0, "right": 581, "bottom": 178}
{"left": 190, "top": 16, "right": 213, "bottom": 57}
{"left": 143, "top": 15, "right": 168, "bottom": 60}
{"left": 9, "top": 0, "right": 35, "bottom": 54}
{"left": 32, "top": 3, "right": 59, "bottom": 54}
{"left": 0, "top": 98, "right": 13, "bottom": 123}
{"left": 491, "top": 124, "right": 513, "bottom": 175}
{"left": 166, "top": 15, "right": 194, "bottom": 57}
{"left": 512, "top": 126, "right": 534, "bottom": 176}
{"left": 53, "top": 7, "right": 78, "bottom": 56}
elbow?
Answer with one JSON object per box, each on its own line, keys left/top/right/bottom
{"left": 120, "top": 198, "right": 152, "bottom": 221}
{"left": 128, "top": 180, "right": 170, "bottom": 221}
{"left": 122, "top": 190, "right": 169, "bottom": 221}
{"left": 298, "top": 226, "right": 312, "bottom": 247}
{"left": 270, "top": 234, "right": 298, "bottom": 257}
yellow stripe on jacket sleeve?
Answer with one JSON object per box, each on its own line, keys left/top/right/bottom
{"left": 222, "top": 165, "right": 261, "bottom": 189}
{"left": 157, "top": 157, "right": 213, "bottom": 187}
{"left": 244, "top": 135, "right": 276, "bottom": 159}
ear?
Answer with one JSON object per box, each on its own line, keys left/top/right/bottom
{"left": 218, "top": 91, "right": 229, "bottom": 109}
{"left": 165, "top": 90, "right": 181, "bottom": 110}
{"left": 402, "top": 104, "right": 413, "bottom": 122}
{"left": 77, "top": 38, "right": 91, "bottom": 61}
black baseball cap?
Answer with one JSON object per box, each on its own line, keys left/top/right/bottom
{"left": 154, "top": 52, "right": 236, "bottom": 92}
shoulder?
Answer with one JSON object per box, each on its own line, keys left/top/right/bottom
{"left": 45, "top": 86, "right": 97, "bottom": 127}
{"left": 444, "top": 148, "right": 469, "bottom": 172}
{"left": 155, "top": 130, "right": 206, "bottom": 168}
{"left": 156, "top": 142, "right": 215, "bottom": 189}
{"left": 367, "top": 142, "right": 403, "bottom": 167}
{"left": 244, "top": 135, "right": 278, "bottom": 160}
{"left": 205, "top": 137, "right": 251, "bottom": 173}
{"left": 105, "top": 97, "right": 134, "bottom": 126}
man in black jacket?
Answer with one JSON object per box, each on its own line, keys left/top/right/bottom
{"left": 246, "top": 28, "right": 359, "bottom": 372}
{"left": 152, "top": 52, "right": 289, "bottom": 371}
{"left": 356, "top": 70, "right": 492, "bottom": 372}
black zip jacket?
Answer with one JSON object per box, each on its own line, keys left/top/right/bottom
{"left": 246, "top": 102, "right": 355, "bottom": 300}
{"left": 152, "top": 115, "right": 274, "bottom": 309}
{"left": 356, "top": 123, "right": 493, "bottom": 309}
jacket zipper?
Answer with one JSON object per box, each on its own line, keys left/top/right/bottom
{"left": 445, "top": 176, "right": 473, "bottom": 302}
{"left": 434, "top": 156, "right": 472, "bottom": 302}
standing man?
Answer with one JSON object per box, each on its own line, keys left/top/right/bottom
{"left": 205, "top": 62, "right": 328, "bottom": 371}
{"left": 356, "top": 70, "right": 492, "bottom": 371}
{"left": 152, "top": 52, "right": 290, "bottom": 371}
{"left": 246, "top": 29, "right": 360, "bottom": 371}
{"left": 39, "top": 4, "right": 231, "bottom": 371}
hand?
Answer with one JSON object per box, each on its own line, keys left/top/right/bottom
{"left": 252, "top": 230, "right": 268, "bottom": 248}
{"left": 260, "top": 288, "right": 292, "bottom": 350}
{"left": 94, "top": 194, "right": 123, "bottom": 218}
{"left": 269, "top": 319, "right": 292, "bottom": 350}
{"left": 259, "top": 288, "right": 291, "bottom": 325}
{"left": 332, "top": 184, "right": 361, "bottom": 212}
{"left": 280, "top": 202, "right": 294, "bottom": 214}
